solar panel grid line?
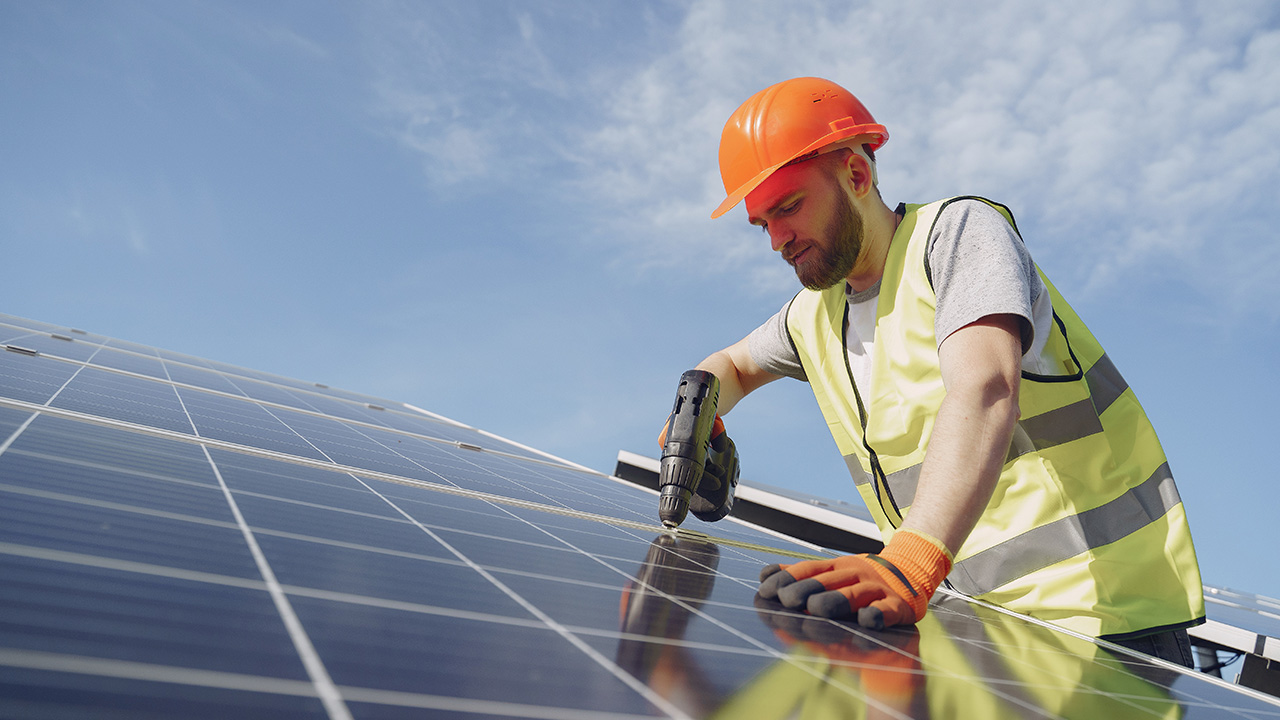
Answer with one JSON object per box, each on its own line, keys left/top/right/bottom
{"left": 333, "top": 685, "right": 664, "bottom": 720}
{"left": 0, "top": 482, "right": 239, "bottom": 531}
{"left": 53, "top": 367, "right": 196, "bottom": 434}
{"left": 466, "top": 504, "right": 931, "bottom": 720}
{"left": 42, "top": 341, "right": 103, "bottom": 409}
{"left": 2, "top": 445, "right": 218, "bottom": 494}
{"left": 5, "top": 317, "right": 380, "bottom": 405}
{"left": 252, "top": 400, "right": 511, "bottom": 506}
{"left": 29, "top": 343, "right": 576, "bottom": 471}
{"left": 1, "top": 332, "right": 38, "bottom": 348}
{"left": 0, "top": 412, "right": 36, "bottom": 457}
{"left": 8, "top": 315, "right": 1280, "bottom": 717}
{"left": 2, "top": 334, "right": 100, "bottom": 363}
{"left": 1205, "top": 593, "right": 1280, "bottom": 632}
{"left": 0, "top": 450, "right": 808, "bottom": 707}
{"left": 189, "top": 409, "right": 737, "bottom": 712}
{"left": 230, "top": 486, "right": 429, "bottom": 526}
{"left": 248, "top": 527, "right": 471, "bottom": 580}
{"left": 5, "top": 513, "right": 760, "bottom": 640}
{"left": 4, "top": 501, "right": 716, "bottom": 717}
{"left": 827, "top": 624, "right": 1064, "bottom": 719}
{"left": 0, "top": 648, "right": 322, "bottom": 699}
{"left": 0, "top": 357, "right": 76, "bottom": 407}
{"left": 5, "top": 323, "right": 386, "bottom": 418}
{"left": 5, "top": 492, "right": 261, "bottom": 583}
{"left": 155, "top": 357, "right": 354, "bottom": 719}
{"left": 219, "top": 373, "right": 389, "bottom": 435}
{"left": 478, "top": 457, "right": 776, "bottom": 547}
{"left": 0, "top": 541, "right": 269, "bottom": 592}
{"left": 112, "top": 349, "right": 539, "bottom": 471}
{"left": 0, "top": 396, "right": 634, "bottom": 536}
{"left": 921, "top": 607, "right": 1162, "bottom": 720}
{"left": 166, "top": 361, "right": 251, "bottom": 396}
{"left": 279, "top": 583, "right": 554, "bottom": 632}
{"left": 0, "top": 381, "right": 1203, "bottom": 712}
{"left": 346, "top": 475, "right": 693, "bottom": 720}
{"left": 583, "top": 627, "right": 776, "bottom": 660}
{"left": 395, "top": 506, "right": 907, "bottom": 716}
{"left": 160, "top": 347, "right": 534, "bottom": 462}
{"left": 410, "top": 405, "right": 610, "bottom": 476}
{"left": 940, "top": 588, "right": 1280, "bottom": 712}
{"left": 197, "top": 437, "right": 354, "bottom": 719}
{"left": 403, "top": 401, "right": 471, "bottom": 428}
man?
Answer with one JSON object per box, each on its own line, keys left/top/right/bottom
{"left": 677, "top": 76, "right": 1204, "bottom": 666}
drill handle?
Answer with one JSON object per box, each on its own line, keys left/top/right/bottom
{"left": 658, "top": 370, "right": 722, "bottom": 527}
{"left": 662, "top": 369, "right": 721, "bottom": 462}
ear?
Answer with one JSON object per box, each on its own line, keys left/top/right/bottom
{"left": 841, "top": 149, "right": 877, "bottom": 199}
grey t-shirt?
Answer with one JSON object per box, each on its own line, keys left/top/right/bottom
{"left": 747, "top": 199, "right": 1048, "bottom": 383}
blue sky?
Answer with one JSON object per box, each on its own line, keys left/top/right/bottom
{"left": 3, "top": 1, "right": 1278, "bottom": 602}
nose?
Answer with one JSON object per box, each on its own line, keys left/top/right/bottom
{"left": 768, "top": 223, "right": 793, "bottom": 254}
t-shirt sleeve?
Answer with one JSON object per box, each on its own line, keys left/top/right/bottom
{"left": 747, "top": 297, "right": 808, "bottom": 382}
{"left": 928, "top": 199, "right": 1041, "bottom": 353}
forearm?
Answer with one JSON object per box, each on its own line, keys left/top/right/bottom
{"left": 900, "top": 383, "right": 1019, "bottom": 554}
{"left": 900, "top": 315, "right": 1023, "bottom": 555}
{"left": 694, "top": 337, "right": 778, "bottom": 415}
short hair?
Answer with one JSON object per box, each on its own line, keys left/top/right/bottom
{"left": 814, "top": 144, "right": 878, "bottom": 187}
{"left": 782, "top": 141, "right": 880, "bottom": 188}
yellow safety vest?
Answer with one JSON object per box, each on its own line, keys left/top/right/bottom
{"left": 785, "top": 197, "right": 1204, "bottom": 637}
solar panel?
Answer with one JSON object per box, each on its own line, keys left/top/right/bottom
{"left": 3, "top": 311, "right": 1278, "bottom": 719}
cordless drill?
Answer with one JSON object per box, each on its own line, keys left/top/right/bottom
{"left": 658, "top": 370, "right": 740, "bottom": 528}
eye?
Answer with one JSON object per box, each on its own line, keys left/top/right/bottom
{"left": 779, "top": 200, "right": 801, "bottom": 215}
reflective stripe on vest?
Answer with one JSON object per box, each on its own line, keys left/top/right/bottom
{"left": 949, "top": 462, "right": 1181, "bottom": 595}
{"left": 845, "top": 360, "right": 1127, "bottom": 506}
{"left": 786, "top": 196, "right": 1204, "bottom": 636}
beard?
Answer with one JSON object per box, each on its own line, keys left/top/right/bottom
{"left": 793, "top": 189, "right": 863, "bottom": 291}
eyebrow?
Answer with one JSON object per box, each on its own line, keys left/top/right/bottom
{"left": 749, "top": 191, "right": 803, "bottom": 226}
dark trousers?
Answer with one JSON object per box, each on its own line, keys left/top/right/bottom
{"left": 1102, "top": 627, "right": 1195, "bottom": 669}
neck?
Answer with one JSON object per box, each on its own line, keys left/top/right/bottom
{"left": 846, "top": 196, "right": 901, "bottom": 292}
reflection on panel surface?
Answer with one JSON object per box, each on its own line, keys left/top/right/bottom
{"left": 2, "top": 312, "right": 1277, "bottom": 719}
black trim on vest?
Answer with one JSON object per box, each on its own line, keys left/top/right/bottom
{"left": 921, "top": 196, "right": 1023, "bottom": 291}
{"left": 1098, "top": 616, "right": 1206, "bottom": 642}
{"left": 841, "top": 301, "right": 904, "bottom": 527}
{"left": 917, "top": 196, "right": 1086, "bottom": 385}
{"left": 1021, "top": 310, "right": 1085, "bottom": 383}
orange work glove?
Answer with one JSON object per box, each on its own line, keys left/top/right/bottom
{"left": 757, "top": 529, "right": 953, "bottom": 629}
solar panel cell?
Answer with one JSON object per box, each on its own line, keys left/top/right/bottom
{"left": 0, "top": 667, "right": 329, "bottom": 720}
{"left": 50, "top": 368, "right": 194, "bottom": 433}
{"left": 1, "top": 557, "right": 307, "bottom": 678}
{"left": 0, "top": 351, "right": 77, "bottom": 405}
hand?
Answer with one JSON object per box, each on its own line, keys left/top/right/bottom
{"left": 689, "top": 424, "right": 738, "bottom": 521}
{"left": 757, "top": 529, "right": 952, "bottom": 629}
{"left": 657, "top": 413, "right": 738, "bottom": 522}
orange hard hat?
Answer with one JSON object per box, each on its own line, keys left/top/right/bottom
{"left": 712, "top": 77, "right": 888, "bottom": 219}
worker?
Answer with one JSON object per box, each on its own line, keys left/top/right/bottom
{"left": 671, "top": 76, "right": 1204, "bottom": 667}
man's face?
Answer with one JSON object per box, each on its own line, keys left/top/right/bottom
{"left": 745, "top": 159, "right": 864, "bottom": 291}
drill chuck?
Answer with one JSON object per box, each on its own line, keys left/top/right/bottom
{"left": 658, "top": 457, "right": 699, "bottom": 527}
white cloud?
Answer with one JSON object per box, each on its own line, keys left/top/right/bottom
{"left": 361, "top": 2, "right": 595, "bottom": 190}
{"left": 355, "top": 0, "right": 1279, "bottom": 311}
{"left": 574, "top": 0, "right": 1280, "bottom": 309}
